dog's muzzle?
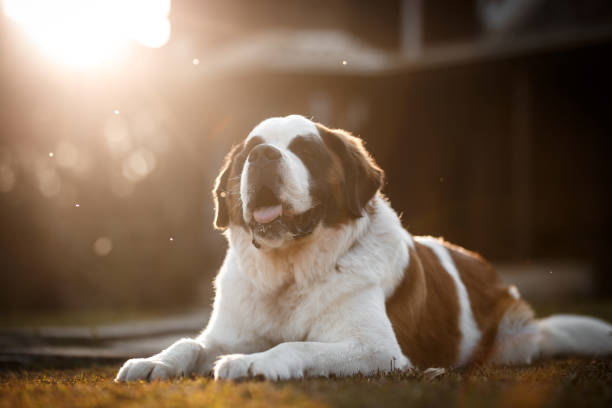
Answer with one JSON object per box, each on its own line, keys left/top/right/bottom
{"left": 247, "top": 144, "right": 283, "bottom": 224}
{"left": 245, "top": 144, "right": 322, "bottom": 248}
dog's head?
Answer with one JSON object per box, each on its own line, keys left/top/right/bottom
{"left": 213, "top": 115, "right": 383, "bottom": 249}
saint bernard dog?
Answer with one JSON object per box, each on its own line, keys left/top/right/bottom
{"left": 116, "top": 114, "right": 612, "bottom": 382}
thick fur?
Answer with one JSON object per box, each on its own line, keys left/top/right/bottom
{"left": 116, "top": 115, "right": 612, "bottom": 382}
{"left": 537, "top": 315, "right": 612, "bottom": 358}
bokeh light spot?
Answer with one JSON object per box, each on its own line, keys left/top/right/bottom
{"left": 93, "top": 236, "right": 113, "bottom": 256}
{"left": 0, "top": 165, "right": 16, "bottom": 193}
{"left": 0, "top": 148, "right": 16, "bottom": 193}
{"left": 104, "top": 117, "right": 132, "bottom": 155}
{"left": 37, "top": 167, "right": 61, "bottom": 197}
{"left": 122, "top": 148, "right": 157, "bottom": 182}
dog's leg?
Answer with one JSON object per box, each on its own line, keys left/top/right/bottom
{"left": 214, "top": 340, "right": 410, "bottom": 380}
{"left": 213, "top": 286, "right": 411, "bottom": 381}
{"left": 114, "top": 338, "right": 226, "bottom": 382}
{"left": 115, "top": 305, "right": 262, "bottom": 382}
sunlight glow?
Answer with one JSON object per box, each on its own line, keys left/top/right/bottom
{"left": 3, "top": 0, "right": 171, "bottom": 67}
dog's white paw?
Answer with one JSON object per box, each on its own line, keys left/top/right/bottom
{"left": 213, "top": 354, "right": 252, "bottom": 380}
{"left": 214, "top": 352, "right": 303, "bottom": 381}
{"left": 115, "top": 358, "right": 182, "bottom": 382}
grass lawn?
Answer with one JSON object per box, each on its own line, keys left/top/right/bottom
{"left": 2, "top": 300, "right": 611, "bottom": 407}
{"left": 1, "top": 358, "right": 611, "bottom": 408}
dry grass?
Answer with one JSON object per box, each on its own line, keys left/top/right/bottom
{"left": 2, "top": 300, "right": 611, "bottom": 407}
{"left": 1, "top": 358, "right": 611, "bottom": 408}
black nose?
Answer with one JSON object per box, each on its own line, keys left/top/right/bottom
{"left": 248, "top": 144, "right": 281, "bottom": 166}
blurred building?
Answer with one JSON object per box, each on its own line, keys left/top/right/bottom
{"left": 1, "top": 0, "right": 611, "bottom": 310}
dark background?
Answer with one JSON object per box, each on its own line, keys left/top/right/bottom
{"left": 1, "top": 0, "right": 611, "bottom": 312}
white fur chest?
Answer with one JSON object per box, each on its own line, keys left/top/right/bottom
{"left": 210, "top": 197, "right": 411, "bottom": 348}
{"left": 215, "top": 244, "right": 358, "bottom": 345}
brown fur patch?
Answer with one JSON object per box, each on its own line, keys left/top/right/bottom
{"left": 326, "top": 147, "right": 347, "bottom": 209}
{"left": 316, "top": 124, "right": 384, "bottom": 221}
{"left": 444, "top": 241, "right": 524, "bottom": 364}
{"left": 387, "top": 237, "right": 534, "bottom": 367}
{"left": 225, "top": 155, "right": 248, "bottom": 227}
{"left": 213, "top": 138, "right": 261, "bottom": 230}
{"left": 213, "top": 143, "right": 241, "bottom": 229}
{"left": 385, "top": 241, "right": 462, "bottom": 368}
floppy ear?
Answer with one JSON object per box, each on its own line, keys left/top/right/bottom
{"left": 213, "top": 144, "right": 242, "bottom": 230}
{"left": 317, "top": 124, "right": 384, "bottom": 218}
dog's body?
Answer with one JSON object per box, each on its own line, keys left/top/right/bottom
{"left": 116, "top": 115, "right": 612, "bottom": 382}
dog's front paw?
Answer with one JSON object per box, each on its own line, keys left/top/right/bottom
{"left": 115, "top": 358, "right": 181, "bottom": 382}
{"left": 213, "top": 354, "right": 252, "bottom": 380}
{"left": 214, "top": 352, "right": 303, "bottom": 381}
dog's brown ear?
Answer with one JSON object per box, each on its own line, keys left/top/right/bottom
{"left": 317, "top": 124, "right": 384, "bottom": 218}
{"left": 213, "top": 144, "right": 242, "bottom": 230}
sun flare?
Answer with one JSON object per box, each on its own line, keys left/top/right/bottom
{"left": 3, "top": 0, "right": 171, "bottom": 68}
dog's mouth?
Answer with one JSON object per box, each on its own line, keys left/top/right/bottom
{"left": 251, "top": 186, "right": 283, "bottom": 224}
{"left": 248, "top": 186, "right": 322, "bottom": 246}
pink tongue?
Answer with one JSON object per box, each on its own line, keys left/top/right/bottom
{"left": 253, "top": 204, "right": 282, "bottom": 224}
